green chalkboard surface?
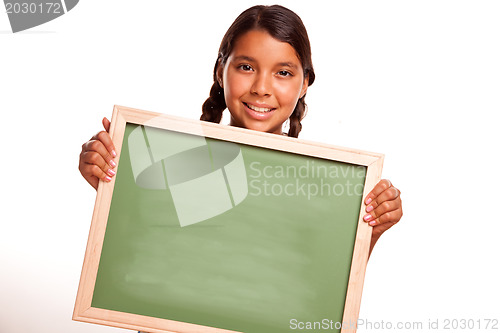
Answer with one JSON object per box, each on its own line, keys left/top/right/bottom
{"left": 74, "top": 106, "right": 383, "bottom": 333}
{"left": 91, "top": 122, "right": 366, "bottom": 333}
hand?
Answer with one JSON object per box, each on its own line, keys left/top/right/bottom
{"left": 363, "top": 179, "right": 403, "bottom": 255}
{"left": 78, "top": 117, "right": 117, "bottom": 190}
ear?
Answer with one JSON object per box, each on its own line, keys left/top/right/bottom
{"left": 300, "top": 75, "right": 309, "bottom": 99}
{"left": 216, "top": 63, "right": 224, "bottom": 88}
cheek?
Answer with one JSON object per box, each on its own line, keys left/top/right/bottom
{"left": 224, "top": 72, "right": 249, "bottom": 104}
{"left": 275, "top": 80, "right": 303, "bottom": 109}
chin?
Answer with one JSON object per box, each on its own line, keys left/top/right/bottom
{"left": 229, "top": 113, "right": 282, "bottom": 134}
{"left": 246, "top": 123, "right": 280, "bottom": 134}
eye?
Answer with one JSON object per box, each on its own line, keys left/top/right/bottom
{"left": 238, "top": 64, "right": 253, "bottom": 72}
{"left": 277, "top": 70, "right": 293, "bottom": 77}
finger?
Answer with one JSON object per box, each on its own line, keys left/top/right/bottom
{"left": 79, "top": 157, "right": 98, "bottom": 189}
{"left": 90, "top": 130, "right": 117, "bottom": 159}
{"left": 88, "top": 176, "right": 99, "bottom": 190}
{"left": 80, "top": 159, "right": 113, "bottom": 182}
{"left": 364, "top": 198, "right": 400, "bottom": 222}
{"left": 366, "top": 186, "right": 400, "bottom": 212}
{"left": 81, "top": 169, "right": 99, "bottom": 190}
{"left": 364, "top": 179, "right": 392, "bottom": 205}
{"left": 80, "top": 150, "right": 116, "bottom": 178}
{"left": 79, "top": 159, "right": 112, "bottom": 190}
{"left": 102, "top": 117, "right": 111, "bottom": 132}
{"left": 85, "top": 133, "right": 117, "bottom": 165}
{"left": 367, "top": 207, "right": 403, "bottom": 227}
{"left": 79, "top": 167, "right": 99, "bottom": 190}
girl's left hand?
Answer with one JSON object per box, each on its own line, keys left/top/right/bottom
{"left": 363, "top": 179, "right": 403, "bottom": 254}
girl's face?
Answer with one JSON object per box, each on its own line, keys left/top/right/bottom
{"left": 219, "top": 29, "right": 309, "bottom": 135}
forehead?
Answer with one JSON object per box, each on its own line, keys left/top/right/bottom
{"left": 230, "top": 29, "right": 302, "bottom": 67}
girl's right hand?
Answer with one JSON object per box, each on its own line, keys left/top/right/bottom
{"left": 79, "top": 117, "right": 117, "bottom": 190}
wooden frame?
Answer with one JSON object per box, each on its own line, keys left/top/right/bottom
{"left": 74, "top": 105, "right": 384, "bottom": 333}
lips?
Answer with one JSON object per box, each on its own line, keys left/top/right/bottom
{"left": 243, "top": 102, "right": 277, "bottom": 120}
{"left": 244, "top": 102, "right": 274, "bottom": 113}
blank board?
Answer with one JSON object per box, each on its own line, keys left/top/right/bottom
{"left": 74, "top": 105, "right": 384, "bottom": 333}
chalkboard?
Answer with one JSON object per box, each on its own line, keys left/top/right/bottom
{"left": 74, "top": 105, "right": 384, "bottom": 333}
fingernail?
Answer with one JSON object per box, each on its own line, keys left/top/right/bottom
{"left": 369, "top": 221, "right": 376, "bottom": 226}
{"left": 105, "top": 176, "right": 112, "bottom": 182}
{"left": 363, "top": 214, "right": 372, "bottom": 221}
{"left": 110, "top": 160, "right": 117, "bottom": 168}
{"left": 365, "top": 197, "right": 372, "bottom": 205}
{"left": 108, "top": 169, "right": 116, "bottom": 176}
{"left": 111, "top": 150, "right": 117, "bottom": 157}
{"left": 366, "top": 205, "right": 373, "bottom": 213}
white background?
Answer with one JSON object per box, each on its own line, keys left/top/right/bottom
{"left": 1, "top": 1, "right": 499, "bottom": 332}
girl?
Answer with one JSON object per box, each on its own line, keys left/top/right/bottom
{"left": 79, "top": 5, "right": 402, "bottom": 256}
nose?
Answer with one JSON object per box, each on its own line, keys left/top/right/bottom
{"left": 251, "top": 72, "right": 272, "bottom": 97}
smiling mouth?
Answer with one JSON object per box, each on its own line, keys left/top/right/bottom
{"left": 244, "top": 102, "right": 275, "bottom": 113}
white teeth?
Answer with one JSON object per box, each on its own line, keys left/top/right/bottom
{"left": 246, "top": 103, "right": 273, "bottom": 112}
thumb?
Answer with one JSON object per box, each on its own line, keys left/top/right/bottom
{"left": 102, "top": 117, "right": 111, "bottom": 133}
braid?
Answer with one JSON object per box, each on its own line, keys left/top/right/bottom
{"left": 201, "top": 80, "right": 226, "bottom": 123}
{"left": 287, "top": 97, "right": 307, "bottom": 138}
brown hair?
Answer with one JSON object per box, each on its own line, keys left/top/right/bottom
{"left": 200, "top": 5, "right": 315, "bottom": 138}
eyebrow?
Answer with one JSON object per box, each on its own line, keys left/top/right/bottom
{"left": 233, "top": 55, "right": 299, "bottom": 69}
{"left": 233, "top": 55, "right": 255, "bottom": 62}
